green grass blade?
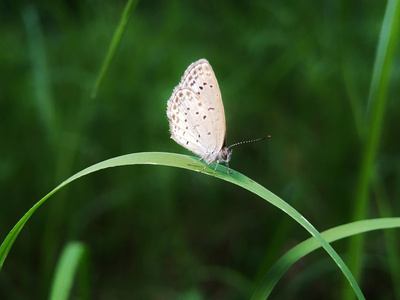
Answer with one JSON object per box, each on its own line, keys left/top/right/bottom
{"left": 22, "top": 5, "right": 57, "bottom": 140}
{"left": 49, "top": 242, "right": 89, "bottom": 300}
{"left": 0, "top": 152, "right": 364, "bottom": 299}
{"left": 251, "top": 218, "right": 400, "bottom": 299}
{"left": 373, "top": 178, "right": 400, "bottom": 299}
{"left": 345, "top": 0, "right": 400, "bottom": 298}
{"left": 90, "top": 0, "right": 139, "bottom": 98}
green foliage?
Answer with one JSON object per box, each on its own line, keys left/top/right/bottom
{"left": 344, "top": 0, "right": 400, "bottom": 299}
{"left": 1, "top": 0, "right": 399, "bottom": 299}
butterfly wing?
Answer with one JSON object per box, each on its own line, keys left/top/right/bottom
{"left": 167, "top": 59, "right": 226, "bottom": 163}
{"left": 167, "top": 88, "right": 215, "bottom": 160}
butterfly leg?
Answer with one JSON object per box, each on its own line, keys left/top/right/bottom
{"left": 188, "top": 157, "right": 230, "bottom": 176}
{"left": 213, "top": 160, "right": 221, "bottom": 175}
{"left": 225, "top": 161, "right": 233, "bottom": 175}
{"left": 198, "top": 160, "right": 214, "bottom": 173}
{"left": 212, "top": 160, "right": 233, "bottom": 176}
{"left": 188, "top": 157, "right": 213, "bottom": 173}
{"left": 188, "top": 157, "right": 204, "bottom": 166}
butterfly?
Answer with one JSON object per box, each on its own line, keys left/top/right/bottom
{"left": 166, "top": 59, "right": 270, "bottom": 175}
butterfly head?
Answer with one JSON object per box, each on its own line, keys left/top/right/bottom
{"left": 219, "top": 147, "right": 233, "bottom": 163}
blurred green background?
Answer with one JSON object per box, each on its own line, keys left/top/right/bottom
{"left": 1, "top": 0, "right": 399, "bottom": 299}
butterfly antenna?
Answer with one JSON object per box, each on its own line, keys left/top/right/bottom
{"left": 227, "top": 135, "right": 271, "bottom": 149}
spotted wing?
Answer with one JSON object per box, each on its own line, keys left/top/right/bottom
{"left": 167, "top": 59, "right": 226, "bottom": 162}
{"left": 167, "top": 88, "right": 222, "bottom": 163}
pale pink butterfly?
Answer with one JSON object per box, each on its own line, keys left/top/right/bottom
{"left": 167, "top": 59, "right": 270, "bottom": 175}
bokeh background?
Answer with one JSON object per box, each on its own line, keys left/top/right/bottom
{"left": 1, "top": 1, "right": 399, "bottom": 299}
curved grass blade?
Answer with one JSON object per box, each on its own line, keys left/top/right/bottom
{"left": 0, "top": 152, "right": 364, "bottom": 298}
{"left": 251, "top": 218, "right": 400, "bottom": 299}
